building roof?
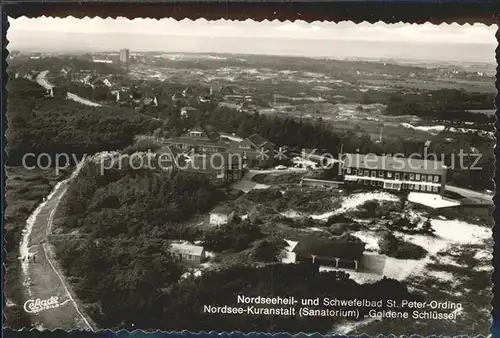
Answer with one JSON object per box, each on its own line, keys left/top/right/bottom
{"left": 293, "top": 236, "right": 365, "bottom": 261}
{"left": 247, "top": 134, "right": 274, "bottom": 149}
{"left": 179, "top": 152, "right": 244, "bottom": 173}
{"left": 51, "top": 86, "right": 68, "bottom": 93}
{"left": 224, "top": 94, "right": 244, "bottom": 99}
{"left": 155, "top": 146, "right": 188, "bottom": 167}
{"left": 211, "top": 205, "right": 234, "bottom": 215}
{"left": 201, "top": 125, "right": 221, "bottom": 140}
{"left": 170, "top": 242, "right": 204, "bottom": 257}
{"left": 343, "top": 153, "right": 446, "bottom": 176}
{"left": 219, "top": 86, "right": 235, "bottom": 95}
{"left": 143, "top": 97, "right": 155, "bottom": 105}
{"left": 165, "top": 137, "right": 229, "bottom": 149}
{"left": 181, "top": 125, "right": 221, "bottom": 142}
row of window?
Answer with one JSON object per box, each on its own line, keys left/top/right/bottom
{"left": 359, "top": 179, "right": 440, "bottom": 192}
{"left": 184, "top": 254, "right": 198, "bottom": 261}
{"left": 175, "top": 143, "right": 226, "bottom": 152}
{"left": 178, "top": 253, "right": 198, "bottom": 261}
{"left": 346, "top": 168, "right": 440, "bottom": 183}
{"left": 201, "top": 146, "right": 226, "bottom": 152}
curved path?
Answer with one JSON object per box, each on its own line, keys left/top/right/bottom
{"left": 445, "top": 184, "right": 494, "bottom": 204}
{"left": 19, "top": 165, "right": 96, "bottom": 330}
{"left": 35, "top": 71, "right": 102, "bottom": 107}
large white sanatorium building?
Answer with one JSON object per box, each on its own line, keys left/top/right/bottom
{"left": 342, "top": 153, "right": 447, "bottom": 195}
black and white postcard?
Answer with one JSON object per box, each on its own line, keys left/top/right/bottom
{"left": 4, "top": 18, "right": 496, "bottom": 335}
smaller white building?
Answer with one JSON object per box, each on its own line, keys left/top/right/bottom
{"left": 102, "top": 78, "right": 114, "bottom": 88}
{"left": 169, "top": 242, "right": 205, "bottom": 265}
{"left": 209, "top": 205, "right": 235, "bottom": 226}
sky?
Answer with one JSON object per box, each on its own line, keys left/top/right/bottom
{"left": 7, "top": 17, "right": 498, "bottom": 63}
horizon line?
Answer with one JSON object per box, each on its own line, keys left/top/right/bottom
{"left": 9, "top": 49, "right": 497, "bottom": 66}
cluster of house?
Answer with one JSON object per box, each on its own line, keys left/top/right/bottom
{"left": 164, "top": 148, "right": 449, "bottom": 273}
{"left": 18, "top": 70, "right": 40, "bottom": 81}
{"left": 24, "top": 62, "right": 258, "bottom": 116}
{"left": 154, "top": 125, "right": 276, "bottom": 183}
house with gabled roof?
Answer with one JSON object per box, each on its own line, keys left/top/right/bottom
{"left": 219, "top": 86, "right": 237, "bottom": 97}
{"left": 155, "top": 92, "right": 173, "bottom": 107}
{"left": 172, "top": 92, "right": 186, "bottom": 106}
{"left": 154, "top": 145, "right": 191, "bottom": 171}
{"left": 182, "top": 86, "right": 197, "bottom": 98}
{"left": 155, "top": 145, "right": 244, "bottom": 185}
{"left": 209, "top": 205, "right": 235, "bottom": 226}
{"left": 247, "top": 133, "right": 275, "bottom": 150}
{"left": 116, "top": 88, "right": 133, "bottom": 102}
{"left": 162, "top": 124, "right": 228, "bottom": 154}
{"left": 169, "top": 242, "right": 206, "bottom": 265}
{"left": 102, "top": 78, "right": 114, "bottom": 88}
{"left": 181, "top": 152, "right": 244, "bottom": 184}
{"left": 180, "top": 106, "right": 199, "bottom": 118}
{"left": 226, "top": 133, "right": 276, "bottom": 168}
{"left": 48, "top": 86, "right": 68, "bottom": 99}
{"left": 198, "top": 93, "right": 211, "bottom": 103}
{"left": 60, "top": 67, "right": 72, "bottom": 77}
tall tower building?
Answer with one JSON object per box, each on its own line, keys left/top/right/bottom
{"left": 119, "top": 49, "right": 130, "bottom": 63}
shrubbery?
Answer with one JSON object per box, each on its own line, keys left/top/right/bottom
{"left": 122, "top": 138, "right": 162, "bottom": 155}
{"left": 203, "top": 221, "right": 264, "bottom": 252}
{"left": 250, "top": 239, "right": 285, "bottom": 262}
{"left": 378, "top": 231, "right": 427, "bottom": 260}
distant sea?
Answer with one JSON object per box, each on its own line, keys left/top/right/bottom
{"left": 7, "top": 32, "right": 497, "bottom": 67}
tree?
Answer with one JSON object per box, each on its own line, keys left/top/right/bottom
{"left": 251, "top": 239, "right": 283, "bottom": 262}
{"left": 378, "top": 231, "right": 398, "bottom": 254}
{"left": 422, "top": 218, "right": 435, "bottom": 235}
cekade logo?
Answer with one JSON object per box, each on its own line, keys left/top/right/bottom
{"left": 23, "top": 296, "right": 60, "bottom": 313}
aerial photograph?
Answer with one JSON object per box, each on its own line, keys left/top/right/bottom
{"left": 4, "top": 17, "right": 496, "bottom": 335}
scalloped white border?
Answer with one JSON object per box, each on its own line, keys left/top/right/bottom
{"left": 3, "top": 14, "right": 498, "bottom": 337}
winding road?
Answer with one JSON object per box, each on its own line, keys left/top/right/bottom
{"left": 19, "top": 164, "right": 96, "bottom": 330}
{"left": 36, "top": 71, "right": 102, "bottom": 107}
{"left": 445, "top": 184, "right": 494, "bottom": 203}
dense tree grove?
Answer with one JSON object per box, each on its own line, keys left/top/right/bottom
{"left": 59, "top": 161, "right": 226, "bottom": 234}
{"left": 53, "top": 161, "right": 226, "bottom": 328}
{"left": 203, "top": 221, "right": 264, "bottom": 252}
{"left": 66, "top": 83, "right": 115, "bottom": 102}
{"left": 383, "top": 89, "right": 495, "bottom": 125}
{"left": 6, "top": 79, "right": 162, "bottom": 166}
{"left": 55, "top": 237, "right": 184, "bottom": 329}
